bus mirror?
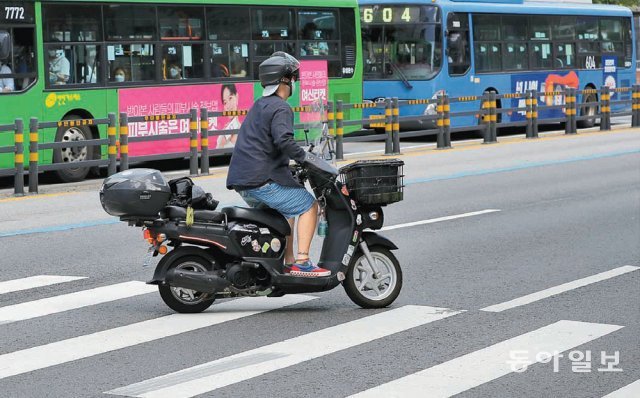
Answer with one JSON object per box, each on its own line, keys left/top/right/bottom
{"left": 0, "top": 31, "right": 10, "bottom": 60}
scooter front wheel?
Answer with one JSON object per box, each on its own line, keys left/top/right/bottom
{"left": 158, "top": 256, "right": 215, "bottom": 313}
{"left": 344, "top": 246, "right": 402, "bottom": 308}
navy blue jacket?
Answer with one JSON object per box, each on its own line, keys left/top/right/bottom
{"left": 226, "top": 95, "right": 306, "bottom": 190}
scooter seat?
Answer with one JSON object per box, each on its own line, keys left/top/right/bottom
{"left": 221, "top": 206, "right": 291, "bottom": 236}
{"left": 162, "top": 206, "right": 226, "bottom": 223}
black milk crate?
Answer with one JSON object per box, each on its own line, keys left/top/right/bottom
{"left": 340, "top": 159, "right": 404, "bottom": 205}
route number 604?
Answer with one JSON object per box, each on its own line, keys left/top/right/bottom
{"left": 5, "top": 6, "right": 25, "bottom": 20}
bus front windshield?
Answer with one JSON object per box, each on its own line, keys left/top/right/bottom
{"left": 363, "top": 23, "right": 442, "bottom": 81}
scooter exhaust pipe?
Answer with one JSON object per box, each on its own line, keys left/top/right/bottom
{"left": 165, "top": 268, "right": 230, "bottom": 294}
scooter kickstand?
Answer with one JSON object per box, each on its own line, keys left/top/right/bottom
{"left": 359, "top": 241, "right": 382, "bottom": 277}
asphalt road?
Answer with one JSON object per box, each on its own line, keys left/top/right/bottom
{"left": 0, "top": 129, "right": 639, "bottom": 398}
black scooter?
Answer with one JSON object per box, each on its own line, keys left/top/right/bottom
{"left": 107, "top": 153, "right": 404, "bottom": 312}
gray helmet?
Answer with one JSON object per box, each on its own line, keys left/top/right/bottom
{"left": 258, "top": 52, "right": 300, "bottom": 88}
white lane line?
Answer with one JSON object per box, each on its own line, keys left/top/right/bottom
{"left": 481, "top": 265, "right": 640, "bottom": 313}
{"left": 0, "top": 295, "right": 317, "bottom": 380}
{"left": 104, "top": 305, "right": 464, "bottom": 398}
{"left": 381, "top": 209, "right": 501, "bottom": 231}
{"left": 0, "top": 275, "right": 86, "bottom": 294}
{"left": 0, "top": 281, "right": 157, "bottom": 324}
{"left": 602, "top": 379, "right": 640, "bottom": 398}
{"left": 350, "top": 320, "right": 623, "bottom": 398}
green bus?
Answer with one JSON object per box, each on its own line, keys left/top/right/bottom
{"left": 0, "top": 0, "right": 362, "bottom": 181}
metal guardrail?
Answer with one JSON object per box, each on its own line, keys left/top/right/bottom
{"left": 0, "top": 84, "right": 639, "bottom": 195}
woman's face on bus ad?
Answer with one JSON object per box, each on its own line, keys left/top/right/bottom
{"left": 222, "top": 87, "right": 238, "bottom": 111}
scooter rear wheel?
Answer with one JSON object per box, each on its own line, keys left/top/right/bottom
{"left": 344, "top": 246, "right": 402, "bottom": 308}
{"left": 159, "top": 256, "right": 215, "bottom": 313}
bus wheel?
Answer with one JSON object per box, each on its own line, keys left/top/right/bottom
{"left": 53, "top": 115, "right": 94, "bottom": 182}
{"left": 577, "top": 92, "right": 597, "bottom": 129}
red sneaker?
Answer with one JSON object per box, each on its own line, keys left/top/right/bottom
{"left": 284, "top": 260, "right": 330, "bottom": 277}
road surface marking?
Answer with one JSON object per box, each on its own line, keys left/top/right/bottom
{"left": 349, "top": 320, "right": 623, "bottom": 398}
{"left": 602, "top": 379, "right": 640, "bottom": 397}
{"left": 0, "top": 295, "right": 317, "bottom": 380}
{"left": 105, "top": 305, "right": 464, "bottom": 398}
{"left": 0, "top": 275, "right": 86, "bottom": 295}
{"left": 0, "top": 281, "right": 157, "bottom": 324}
{"left": 381, "top": 209, "right": 501, "bottom": 231}
{"left": 481, "top": 265, "right": 640, "bottom": 312}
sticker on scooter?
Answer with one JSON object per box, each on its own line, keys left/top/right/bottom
{"left": 233, "top": 225, "right": 257, "bottom": 233}
{"left": 356, "top": 214, "right": 362, "bottom": 225}
{"left": 336, "top": 272, "right": 346, "bottom": 281}
{"left": 347, "top": 245, "right": 355, "bottom": 256}
{"left": 261, "top": 242, "right": 270, "bottom": 253}
{"left": 270, "top": 238, "right": 281, "bottom": 252}
{"left": 241, "top": 235, "right": 252, "bottom": 246}
{"left": 350, "top": 199, "right": 357, "bottom": 210}
{"left": 251, "top": 240, "right": 260, "bottom": 252}
{"left": 259, "top": 228, "right": 270, "bottom": 235}
{"left": 342, "top": 253, "right": 351, "bottom": 266}
{"left": 352, "top": 231, "right": 358, "bottom": 243}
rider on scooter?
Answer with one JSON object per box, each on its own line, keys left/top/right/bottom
{"left": 226, "top": 52, "right": 331, "bottom": 278}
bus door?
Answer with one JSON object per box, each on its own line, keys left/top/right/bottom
{"left": 445, "top": 12, "right": 473, "bottom": 126}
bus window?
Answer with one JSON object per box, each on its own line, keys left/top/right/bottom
{"left": 42, "top": 4, "right": 101, "bottom": 86}
{"left": 210, "top": 43, "right": 249, "bottom": 78}
{"left": 553, "top": 16, "right": 576, "bottom": 40}
{"left": 207, "top": 6, "right": 250, "bottom": 41}
{"left": 0, "top": 27, "right": 36, "bottom": 93}
{"left": 529, "top": 16, "right": 551, "bottom": 41}
{"left": 161, "top": 44, "right": 204, "bottom": 80}
{"left": 159, "top": 7, "right": 203, "bottom": 40}
{"left": 252, "top": 8, "right": 295, "bottom": 41}
{"left": 473, "top": 15, "right": 500, "bottom": 41}
{"left": 502, "top": 15, "right": 527, "bottom": 41}
{"left": 43, "top": 4, "right": 101, "bottom": 42}
{"left": 576, "top": 16, "right": 599, "bottom": 41}
{"left": 555, "top": 43, "right": 575, "bottom": 69}
{"left": 207, "top": 6, "right": 250, "bottom": 79}
{"left": 298, "top": 10, "right": 338, "bottom": 57}
{"left": 531, "top": 42, "right": 552, "bottom": 69}
{"left": 503, "top": 43, "right": 528, "bottom": 70}
{"left": 474, "top": 43, "right": 500, "bottom": 72}
{"left": 104, "top": 5, "right": 156, "bottom": 41}
{"left": 623, "top": 18, "right": 632, "bottom": 69}
{"left": 599, "top": 18, "right": 623, "bottom": 54}
{"left": 447, "top": 12, "right": 470, "bottom": 76}
{"left": 107, "top": 44, "right": 155, "bottom": 83}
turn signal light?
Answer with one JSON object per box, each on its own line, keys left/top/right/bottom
{"left": 157, "top": 245, "right": 168, "bottom": 255}
{"left": 143, "top": 229, "right": 155, "bottom": 244}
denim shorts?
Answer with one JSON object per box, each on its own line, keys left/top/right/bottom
{"left": 238, "top": 182, "right": 315, "bottom": 220}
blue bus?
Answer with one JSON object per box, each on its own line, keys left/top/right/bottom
{"left": 359, "top": 0, "right": 636, "bottom": 131}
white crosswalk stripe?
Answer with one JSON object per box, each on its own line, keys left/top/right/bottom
{"left": 480, "top": 265, "right": 640, "bottom": 312}
{"left": 349, "top": 320, "right": 623, "bottom": 398}
{"left": 602, "top": 379, "right": 640, "bottom": 398}
{"left": 0, "top": 281, "right": 156, "bottom": 324}
{"left": 0, "top": 275, "right": 86, "bottom": 294}
{"left": 0, "top": 295, "right": 317, "bottom": 380}
{"left": 104, "top": 305, "right": 464, "bottom": 398}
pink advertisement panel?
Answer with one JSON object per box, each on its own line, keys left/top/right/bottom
{"left": 118, "top": 83, "right": 254, "bottom": 156}
{"left": 299, "top": 60, "right": 328, "bottom": 123}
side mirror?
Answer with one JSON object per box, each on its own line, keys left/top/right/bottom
{"left": 0, "top": 31, "right": 11, "bottom": 60}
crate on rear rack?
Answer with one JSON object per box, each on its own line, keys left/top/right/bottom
{"left": 340, "top": 159, "right": 404, "bottom": 205}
